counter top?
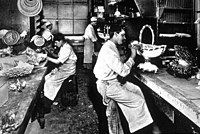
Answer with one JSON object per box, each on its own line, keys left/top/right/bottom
{"left": 0, "top": 67, "right": 46, "bottom": 133}
{"left": 131, "top": 68, "right": 200, "bottom": 128}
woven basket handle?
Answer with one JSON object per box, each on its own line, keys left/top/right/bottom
{"left": 139, "top": 24, "right": 155, "bottom": 46}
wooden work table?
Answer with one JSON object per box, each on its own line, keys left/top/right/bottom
{"left": 0, "top": 65, "right": 47, "bottom": 134}
{"left": 129, "top": 68, "right": 200, "bottom": 133}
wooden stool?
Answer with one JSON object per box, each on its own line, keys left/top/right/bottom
{"left": 59, "top": 74, "right": 79, "bottom": 107}
{"left": 106, "top": 100, "right": 124, "bottom": 134}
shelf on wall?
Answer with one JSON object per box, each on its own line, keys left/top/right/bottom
{"left": 158, "top": 21, "right": 191, "bottom": 25}
{"left": 163, "top": 7, "right": 193, "bottom": 11}
{"left": 156, "top": 0, "right": 195, "bottom": 49}
{"left": 159, "top": 33, "right": 191, "bottom": 38}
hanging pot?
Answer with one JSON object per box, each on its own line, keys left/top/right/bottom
{"left": 30, "top": 35, "right": 45, "bottom": 47}
{"left": 17, "top": 0, "right": 43, "bottom": 17}
{"left": 2, "top": 30, "right": 20, "bottom": 46}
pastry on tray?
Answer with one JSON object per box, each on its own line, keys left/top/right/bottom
{"left": 1, "top": 60, "right": 34, "bottom": 78}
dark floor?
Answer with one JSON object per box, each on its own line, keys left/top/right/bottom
{"left": 25, "top": 54, "right": 100, "bottom": 134}
{"left": 24, "top": 53, "right": 176, "bottom": 134}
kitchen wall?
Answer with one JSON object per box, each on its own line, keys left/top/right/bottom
{"left": 0, "top": 0, "right": 30, "bottom": 49}
{"left": 42, "top": 0, "right": 89, "bottom": 35}
{"left": 0, "top": 0, "right": 90, "bottom": 53}
{"left": 0, "top": 0, "right": 89, "bottom": 36}
{"left": 0, "top": 0, "right": 30, "bottom": 34}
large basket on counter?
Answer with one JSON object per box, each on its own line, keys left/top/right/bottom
{"left": 138, "top": 24, "right": 166, "bottom": 59}
{"left": 137, "top": 24, "right": 166, "bottom": 73}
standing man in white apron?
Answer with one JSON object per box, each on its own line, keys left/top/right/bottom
{"left": 83, "top": 16, "right": 98, "bottom": 70}
{"left": 93, "top": 23, "right": 155, "bottom": 134}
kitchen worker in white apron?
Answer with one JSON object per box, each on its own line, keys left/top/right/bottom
{"left": 83, "top": 16, "right": 98, "bottom": 70}
{"left": 93, "top": 24, "right": 154, "bottom": 133}
{"left": 42, "top": 33, "right": 77, "bottom": 113}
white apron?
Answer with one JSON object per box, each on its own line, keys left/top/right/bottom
{"left": 96, "top": 79, "right": 153, "bottom": 133}
{"left": 44, "top": 63, "right": 76, "bottom": 101}
{"left": 83, "top": 38, "right": 94, "bottom": 64}
{"left": 83, "top": 23, "right": 97, "bottom": 64}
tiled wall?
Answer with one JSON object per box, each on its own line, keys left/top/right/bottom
{"left": 42, "top": 0, "right": 89, "bottom": 35}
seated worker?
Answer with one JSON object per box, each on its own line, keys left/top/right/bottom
{"left": 42, "top": 33, "right": 77, "bottom": 113}
{"left": 93, "top": 23, "right": 154, "bottom": 134}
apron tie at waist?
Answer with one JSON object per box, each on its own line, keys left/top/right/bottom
{"left": 96, "top": 79, "right": 117, "bottom": 106}
{"left": 64, "top": 60, "right": 76, "bottom": 65}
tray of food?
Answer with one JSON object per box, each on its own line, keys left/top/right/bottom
{"left": 0, "top": 60, "right": 34, "bottom": 78}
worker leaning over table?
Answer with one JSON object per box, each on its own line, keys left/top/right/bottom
{"left": 93, "top": 23, "right": 156, "bottom": 134}
{"left": 41, "top": 33, "right": 77, "bottom": 113}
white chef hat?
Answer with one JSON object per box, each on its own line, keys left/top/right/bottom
{"left": 90, "top": 17, "right": 97, "bottom": 22}
{"left": 45, "top": 21, "right": 52, "bottom": 27}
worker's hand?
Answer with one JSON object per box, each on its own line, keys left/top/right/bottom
{"left": 42, "top": 47, "right": 53, "bottom": 55}
{"left": 130, "top": 48, "right": 137, "bottom": 59}
{"left": 129, "top": 40, "right": 141, "bottom": 59}
{"left": 128, "top": 40, "right": 141, "bottom": 50}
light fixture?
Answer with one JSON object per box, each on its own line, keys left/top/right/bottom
{"left": 114, "top": 5, "right": 121, "bottom": 17}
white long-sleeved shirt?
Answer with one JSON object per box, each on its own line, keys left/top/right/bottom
{"left": 93, "top": 40, "right": 134, "bottom": 81}
{"left": 83, "top": 24, "right": 97, "bottom": 42}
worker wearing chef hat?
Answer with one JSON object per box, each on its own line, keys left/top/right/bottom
{"left": 45, "top": 21, "right": 53, "bottom": 27}
{"left": 90, "top": 16, "right": 97, "bottom": 22}
{"left": 83, "top": 16, "right": 98, "bottom": 70}
{"left": 42, "top": 21, "right": 54, "bottom": 47}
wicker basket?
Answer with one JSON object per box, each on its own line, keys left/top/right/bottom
{"left": 138, "top": 24, "right": 166, "bottom": 59}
